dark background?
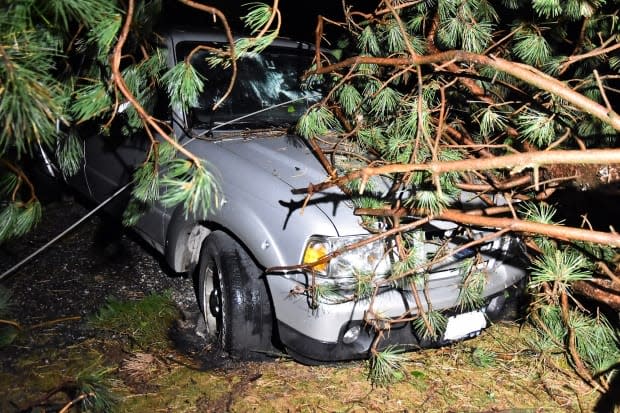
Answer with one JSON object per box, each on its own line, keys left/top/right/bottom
{"left": 161, "top": 1, "right": 374, "bottom": 41}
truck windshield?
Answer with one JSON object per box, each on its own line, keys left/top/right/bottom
{"left": 177, "top": 41, "right": 323, "bottom": 129}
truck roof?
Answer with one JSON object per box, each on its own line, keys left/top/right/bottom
{"left": 161, "top": 27, "right": 316, "bottom": 51}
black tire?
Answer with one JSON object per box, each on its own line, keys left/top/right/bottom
{"left": 196, "top": 230, "right": 275, "bottom": 360}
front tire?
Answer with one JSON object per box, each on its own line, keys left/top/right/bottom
{"left": 196, "top": 231, "right": 275, "bottom": 360}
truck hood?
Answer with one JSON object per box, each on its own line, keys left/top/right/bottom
{"left": 210, "top": 131, "right": 363, "bottom": 235}
{"left": 213, "top": 132, "right": 333, "bottom": 192}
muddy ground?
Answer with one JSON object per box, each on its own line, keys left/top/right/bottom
{"left": 0, "top": 196, "right": 616, "bottom": 412}
{"left": 0, "top": 196, "right": 198, "bottom": 357}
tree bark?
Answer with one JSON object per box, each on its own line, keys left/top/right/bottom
{"left": 572, "top": 279, "right": 620, "bottom": 311}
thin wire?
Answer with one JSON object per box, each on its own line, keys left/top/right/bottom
{"left": 0, "top": 183, "right": 131, "bottom": 281}
{"left": 0, "top": 94, "right": 320, "bottom": 282}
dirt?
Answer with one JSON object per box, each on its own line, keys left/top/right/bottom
{"left": 0, "top": 196, "right": 199, "bottom": 370}
{"left": 0, "top": 196, "right": 616, "bottom": 412}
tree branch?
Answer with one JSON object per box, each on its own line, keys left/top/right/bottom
{"left": 111, "top": 0, "right": 201, "bottom": 166}
{"left": 0, "top": 159, "right": 37, "bottom": 203}
{"left": 559, "top": 38, "right": 620, "bottom": 74}
{"left": 305, "top": 52, "right": 620, "bottom": 131}
{"left": 293, "top": 148, "right": 620, "bottom": 195}
{"left": 438, "top": 209, "right": 620, "bottom": 248}
{"left": 355, "top": 205, "right": 620, "bottom": 248}
{"left": 176, "top": 0, "right": 237, "bottom": 110}
{"left": 572, "top": 279, "right": 620, "bottom": 311}
{"left": 560, "top": 290, "right": 607, "bottom": 392}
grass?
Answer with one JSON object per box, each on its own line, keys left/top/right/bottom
{"left": 111, "top": 321, "right": 602, "bottom": 412}
{"left": 0, "top": 292, "right": 608, "bottom": 412}
{"left": 88, "top": 291, "right": 180, "bottom": 351}
{"left": 0, "top": 346, "right": 114, "bottom": 412}
{"left": 0, "top": 286, "right": 19, "bottom": 347}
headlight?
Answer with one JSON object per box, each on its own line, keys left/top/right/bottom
{"left": 301, "top": 235, "right": 394, "bottom": 283}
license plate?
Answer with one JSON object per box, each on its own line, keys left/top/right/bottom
{"left": 443, "top": 310, "right": 487, "bottom": 341}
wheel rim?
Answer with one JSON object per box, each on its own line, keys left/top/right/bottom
{"left": 202, "top": 264, "right": 224, "bottom": 343}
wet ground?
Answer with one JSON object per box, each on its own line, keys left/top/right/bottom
{"left": 0, "top": 195, "right": 202, "bottom": 372}
{"left": 0, "top": 195, "right": 615, "bottom": 412}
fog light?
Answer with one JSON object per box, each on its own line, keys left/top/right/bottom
{"left": 342, "top": 325, "right": 361, "bottom": 344}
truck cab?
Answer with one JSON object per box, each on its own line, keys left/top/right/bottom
{"left": 69, "top": 29, "right": 527, "bottom": 363}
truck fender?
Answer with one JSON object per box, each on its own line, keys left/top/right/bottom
{"left": 164, "top": 200, "right": 289, "bottom": 274}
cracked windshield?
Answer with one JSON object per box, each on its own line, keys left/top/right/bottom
{"left": 179, "top": 42, "right": 322, "bottom": 129}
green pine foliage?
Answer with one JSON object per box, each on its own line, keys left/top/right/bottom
{"left": 367, "top": 346, "right": 407, "bottom": 386}
{"left": 44, "top": 0, "right": 112, "bottom": 31}
{"left": 159, "top": 159, "right": 221, "bottom": 219}
{"left": 354, "top": 272, "right": 375, "bottom": 300}
{"left": 0, "top": 0, "right": 225, "bottom": 242}
{"left": 571, "top": 240, "right": 616, "bottom": 266}
{"left": 529, "top": 249, "right": 592, "bottom": 289}
{"left": 532, "top": 0, "right": 563, "bottom": 19}
{"left": 437, "top": 0, "right": 497, "bottom": 52}
{"left": 71, "top": 82, "right": 113, "bottom": 124}
{"left": 309, "top": 282, "right": 342, "bottom": 307}
{"left": 520, "top": 202, "right": 562, "bottom": 253}
{"left": 292, "top": 0, "right": 620, "bottom": 385}
{"left": 0, "top": 172, "right": 18, "bottom": 198}
{"left": 385, "top": 20, "right": 407, "bottom": 54}
{"left": 391, "top": 233, "right": 428, "bottom": 280}
{"left": 530, "top": 305, "right": 620, "bottom": 375}
{"left": 241, "top": 2, "right": 273, "bottom": 35}
{"left": 206, "top": 3, "right": 279, "bottom": 69}
{"left": 357, "top": 126, "right": 386, "bottom": 151}
{"left": 1, "top": 0, "right": 619, "bottom": 390}
{"left": 11, "top": 201, "right": 42, "bottom": 238}
{"left": 457, "top": 259, "right": 487, "bottom": 311}
{"left": 132, "top": 160, "right": 161, "bottom": 204}
{"left": 569, "top": 311, "right": 620, "bottom": 374}
{"left": 1, "top": 0, "right": 117, "bottom": 242}
{"left": 0, "top": 30, "right": 66, "bottom": 156}
{"left": 56, "top": 130, "right": 83, "bottom": 178}
{"left": 513, "top": 28, "right": 552, "bottom": 68}
{"left": 370, "top": 87, "right": 402, "bottom": 119}
{"left": 520, "top": 201, "right": 560, "bottom": 225}
{"left": 413, "top": 309, "right": 448, "bottom": 340}
{"left": 411, "top": 189, "right": 451, "bottom": 215}
{"left": 337, "top": 84, "right": 363, "bottom": 116}
{"left": 122, "top": 140, "right": 182, "bottom": 226}
{"left": 88, "top": 12, "right": 123, "bottom": 57}
{"left": 74, "top": 368, "right": 119, "bottom": 413}
{"left": 0, "top": 201, "right": 42, "bottom": 242}
{"left": 296, "top": 106, "right": 342, "bottom": 139}
{"left": 358, "top": 26, "right": 381, "bottom": 56}
{"left": 476, "top": 105, "right": 510, "bottom": 137}
{"left": 160, "top": 62, "right": 205, "bottom": 114}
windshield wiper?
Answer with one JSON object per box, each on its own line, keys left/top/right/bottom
{"left": 193, "top": 119, "right": 291, "bottom": 133}
{"left": 194, "top": 94, "right": 320, "bottom": 138}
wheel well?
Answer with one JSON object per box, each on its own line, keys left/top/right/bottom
{"left": 164, "top": 206, "right": 210, "bottom": 273}
{"left": 166, "top": 215, "right": 265, "bottom": 275}
{"left": 186, "top": 224, "right": 210, "bottom": 271}
{"left": 196, "top": 224, "right": 265, "bottom": 271}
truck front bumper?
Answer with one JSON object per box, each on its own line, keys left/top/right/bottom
{"left": 277, "top": 284, "right": 524, "bottom": 363}
{"left": 269, "top": 259, "right": 527, "bottom": 363}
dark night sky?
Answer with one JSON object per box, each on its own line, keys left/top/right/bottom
{"left": 161, "top": 1, "right": 374, "bottom": 41}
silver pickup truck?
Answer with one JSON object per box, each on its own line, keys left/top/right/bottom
{"left": 68, "top": 29, "right": 527, "bottom": 363}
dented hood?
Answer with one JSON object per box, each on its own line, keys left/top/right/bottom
{"left": 213, "top": 132, "right": 332, "bottom": 191}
